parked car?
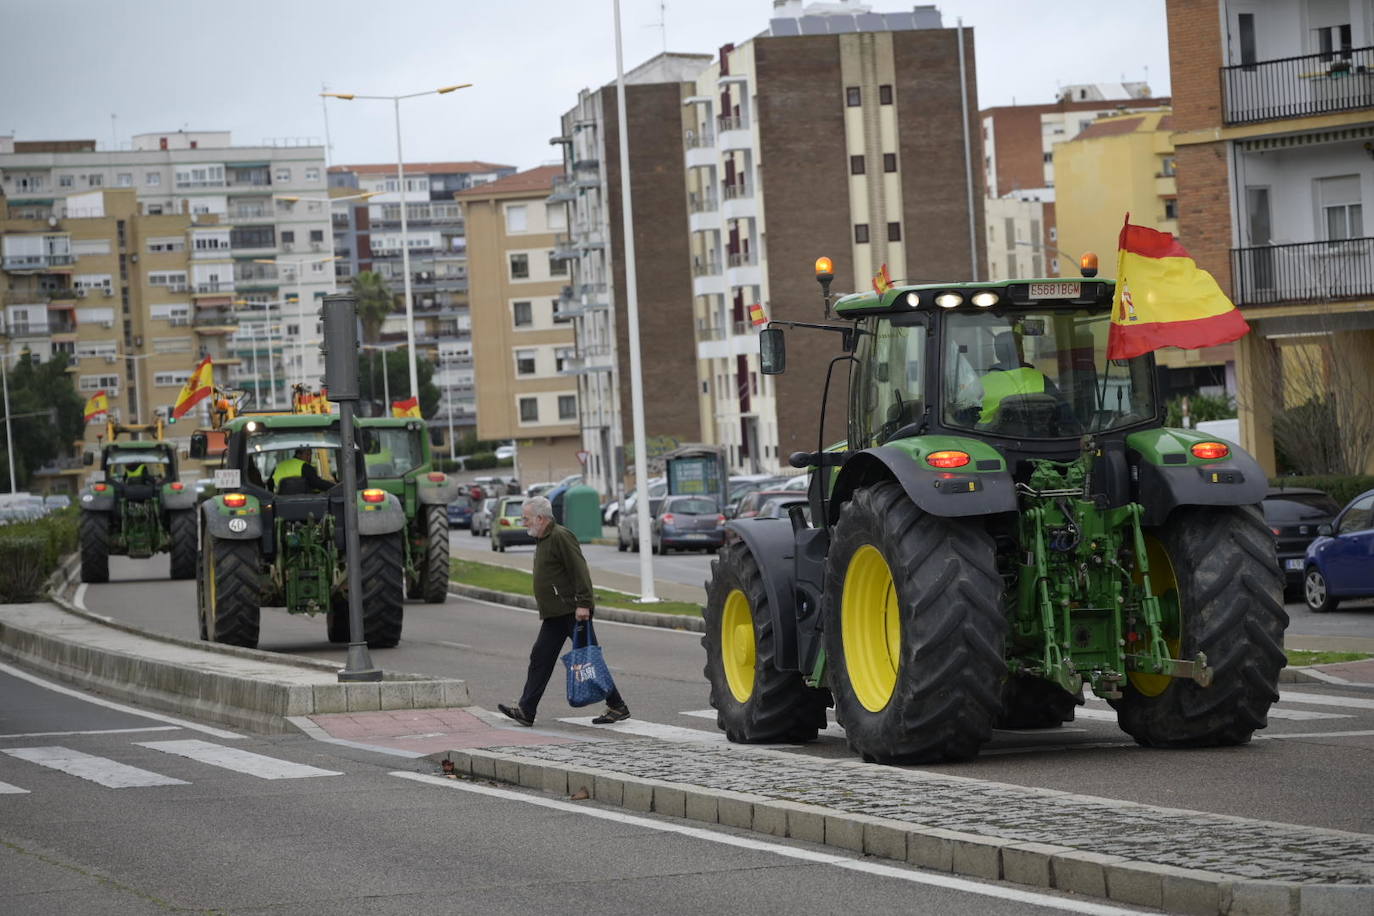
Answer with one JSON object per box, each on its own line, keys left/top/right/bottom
{"left": 494, "top": 444, "right": 516, "bottom": 460}
{"left": 754, "top": 494, "right": 811, "bottom": 523}
{"left": 1303, "top": 488, "right": 1374, "bottom": 613}
{"left": 44, "top": 494, "right": 72, "bottom": 510}
{"left": 490, "top": 496, "right": 535, "bottom": 552}
{"left": 525, "top": 481, "right": 556, "bottom": 498}
{"left": 447, "top": 496, "right": 474, "bottom": 529}
{"left": 731, "top": 489, "right": 798, "bottom": 520}
{"left": 470, "top": 497, "right": 498, "bottom": 537}
{"left": 618, "top": 497, "right": 665, "bottom": 552}
{"left": 778, "top": 474, "right": 810, "bottom": 492}
{"left": 1261, "top": 486, "right": 1342, "bottom": 597}
{"left": 651, "top": 495, "right": 726, "bottom": 553}
{"left": 605, "top": 477, "right": 666, "bottom": 525}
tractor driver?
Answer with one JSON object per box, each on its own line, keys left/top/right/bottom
{"left": 121, "top": 460, "right": 165, "bottom": 484}
{"left": 977, "top": 331, "right": 1055, "bottom": 427}
{"left": 271, "top": 447, "right": 331, "bottom": 494}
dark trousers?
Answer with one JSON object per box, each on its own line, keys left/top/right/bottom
{"left": 518, "top": 613, "right": 625, "bottom": 717}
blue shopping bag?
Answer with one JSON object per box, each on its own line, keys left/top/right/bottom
{"left": 562, "top": 620, "right": 617, "bottom": 708}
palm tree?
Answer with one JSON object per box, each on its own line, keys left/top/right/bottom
{"left": 351, "top": 271, "right": 394, "bottom": 344}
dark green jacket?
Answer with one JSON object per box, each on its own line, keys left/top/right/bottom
{"left": 532, "top": 523, "right": 595, "bottom": 619}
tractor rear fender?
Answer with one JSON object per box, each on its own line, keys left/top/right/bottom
{"left": 417, "top": 477, "right": 462, "bottom": 506}
{"left": 1127, "top": 428, "right": 1268, "bottom": 526}
{"left": 161, "top": 484, "right": 197, "bottom": 511}
{"left": 79, "top": 489, "right": 116, "bottom": 512}
{"left": 827, "top": 444, "right": 1017, "bottom": 524}
{"left": 723, "top": 517, "right": 801, "bottom": 671}
{"left": 358, "top": 491, "right": 407, "bottom": 536}
{"left": 201, "top": 494, "right": 264, "bottom": 540}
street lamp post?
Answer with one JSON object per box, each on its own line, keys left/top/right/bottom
{"left": 360, "top": 342, "right": 405, "bottom": 416}
{"left": 247, "top": 257, "right": 338, "bottom": 390}
{"left": 443, "top": 353, "right": 456, "bottom": 461}
{"left": 1, "top": 348, "right": 15, "bottom": 494}
{"left": 322, "top": 84, "right": 471, "bottom": 406}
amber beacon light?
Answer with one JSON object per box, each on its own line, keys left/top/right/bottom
{"left": 1079, "top": 252, "right": 1099, "bottom": 278}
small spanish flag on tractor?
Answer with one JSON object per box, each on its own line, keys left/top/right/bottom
{"left": 83, "top": 390, "right": 109, "bottom": 422}
{"left": 391, "top": 396, "right": 420, "bottom": 419}
{"left": 171, "top": 356, "right": 214, "bottom": 419}
{"left": 1108, "top": 215, "right": 1250, "bottom": 360}
{"left": 748, "top": 303, "right": 767, "bottom": 326}
{"left": 872, "top": 263, "right": 894, "bottom": 295}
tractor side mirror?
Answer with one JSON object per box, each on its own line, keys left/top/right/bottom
{"left": 188, "top": 432, "right": 208, "bottom": 460}
{"left": 760, "top": 327, "right": 786, "bottom": 375}
{"left": 82, "top": 452, "right": 94, "bottom": 466}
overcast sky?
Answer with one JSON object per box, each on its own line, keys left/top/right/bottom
{"left": 2, "top": 0, "right": 1170, "bottom": 172}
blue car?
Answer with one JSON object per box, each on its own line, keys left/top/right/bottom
{"left": 447, "top": 497, "right": 474, "bottom": 529}
{"left": 1303, "top": 488, "right": 1374, "bottom": 612}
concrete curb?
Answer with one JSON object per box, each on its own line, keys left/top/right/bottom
{"left": 0, "top": 554, "right": 471, "bottom": 733}
{"left": 428, "top": 747, "right": 1371, "bottom": 916}
{"left": 1280, "top": 665, "right": 1374, "bottom": 691}
{"left": 448, "top": 582, "right": 704, "bottom": 633}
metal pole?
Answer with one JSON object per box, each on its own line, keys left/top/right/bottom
{"left": 337, "top": 395, "right": 380, "bottom": 680}
{"left": 613, "top": 0, "right": 657, "bottom": 601}
{"left": 248, "top": 325, "right": 260, "bottom": 406}
{"left": 445, "top": 357, "right": 455, "bottom": 462}
{"left": 296, "top": 294, "right": 308, "bottom": 390}
{"left": 394, "top": 97, "right": 420, "bottom": 403}
{"left": 957, "top": 18, "right": 979, "bottom": 282}
{"left": 1, "top": 352, "right": 15, "bottom": 494}
{"left": 266, "top": 308, "right": 277, "bottom": 408}
{"left": 381, "top": 348, "right": 390, "bottom": 412}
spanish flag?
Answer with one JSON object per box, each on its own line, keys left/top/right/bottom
{"left": 172, "top": 356, "right": 214, "bottom": 419}
{"left": 748, "top": 303, "right": 767, "bottom": 327}
{"left": 391, "top": 396, "right": 420, "bottom": 419}
{"left": 83, "top": 390, "right": 109, "bottom": 422}
{"left": 1108, "top": 216, "right": 1250, "bottom": 360}
{"left": 872, "top": 263, "right": 893, "bottom": 295}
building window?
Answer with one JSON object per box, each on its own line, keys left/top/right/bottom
{"left": 558, "top": 395, "right": 576, "bottom": 420}
{"left": 519, "top": 397, "right": 538, "bottom": 423}
{"left": 509, "top": 253, "right": 529, "bottom": 279}
{"left": 280, "top": 230, "right": 295, "bottom": 245}
{"left": 512, "top": 301, "right": 533, "bottom": 327}
{"left": 1317, "top": 175, "right": 1363, "bottom": 240}
{"left": 887, "top": 222, "right": 901, "bottom": 242}
{"left": 879, "top": 84, "right": 893, "bottom": 105}
{"left": 1158, "top": 156, "right": 1176, "bottom": 177}
{"left": 117, "top": 173, "right": 133, "bottom": 187}
{"left": 845, "top": 86, "right": 861, "bottom": 107}
{"left": 88, "top": 173, "right": 103, "bottom": 187}
{"left": 1238, "top": 12, "right": 1257, "bottom": 68}
{"left": 854, "top": 224, "right": 869, "bottom": 244}
{"left": 59, "top": 175, "right": 74, "bottom": 188}
{"left": 548, "top": 252, "right": 567, "bottom": 276}
{"left": 146, "top": 172, "right": 161, "bottom": 186}
{"left": 515, "top": 349, "right": 536, "bottom": 376}
{"left": 1314, "top": 23, "right": 1353, "bottom": 60}
{"left": 274, "top": 167, "right": 291, "bottom": 183}
{"left": 505, "top": 204, "right": 527, "bottom": 233}
{"left": 849, "top": 155, "right": 865, "bottom": 175}
{"left": 883, "top": 153, "right": 897, "bottom": 173}
{"left": 305, "top": 167, "right": 320, "bottom": 182}
{"left": 1043, "top": 151, "right": 1053, "bottom": 163}
{"left": 309, "top": 229, "right": 324, "bottom": 243}
{"left": 1163, "top": 198, "right": 1178, "bottom": 220}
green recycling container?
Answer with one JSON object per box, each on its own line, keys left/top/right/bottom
{"left": 563, "top": 484, "right": 602, "bottom": 543}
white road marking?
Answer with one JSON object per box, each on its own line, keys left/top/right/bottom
{"left": 0, "top": 780, "right": 30, "bottom": 794}
{"left": 682, "top": 708, "right": 1087, "bottom": 739}
{"left": 73, "top": 583, "right": 88, "bottom": 610}
{"left": 137, "top": 739, "right": 342, "bottom": 779}
{"left": 557, "top": 717, "right": 733, "bottom": 744}
{"left": 0, "top": 726, "right": 182, "bottom": 740}
{"left": 1256, "top": 729, "right": 1374, "bottom": 741}
{"left": 446, "top": 590, "right": 701, "bottom": 636}
{"left": 0, "top": 661, "right": 241, "bottom": 740}
{"left": 390, "top": 771, "right": 1142, "bottom": 916}
{"left": 1277, "top": 690, "right": 1374, "bottom": 711}
{"left": 1081, "top": 699, "right": 1353, "bottom": 721}
{"left": 2, "top": 746, "right": 187, "bottom": 788}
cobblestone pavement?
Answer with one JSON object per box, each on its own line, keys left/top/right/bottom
{"left": 484, "top": 739, "right": 1374, "bottom": 885}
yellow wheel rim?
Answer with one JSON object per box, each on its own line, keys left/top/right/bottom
{"left": 206, "top": 545, "right": 218, "bottom": 632}
{"left": 721, "top": 589, "right": 756, "bottom": 703}
{"left": 842, "top": 544, "right": 901, "bottom": 712}
{"left": 1128, "top": 534, "right": 1182, "bottom": 697}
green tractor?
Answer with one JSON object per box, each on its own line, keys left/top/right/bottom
{"left": 702, "top": 261, "right": 1287, "bottom": 763}
{"left": 77, "top": 420, "right": 198, "bottom": 583}
{"left": 356, "top": 417, "right": 461, "bottom": 604}
{"left": 190, "top": 413, "right": 408, "bottom": 649}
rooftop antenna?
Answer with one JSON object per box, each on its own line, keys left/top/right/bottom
{"left": 644, "top": 0, "right": 667, "bottom": 52}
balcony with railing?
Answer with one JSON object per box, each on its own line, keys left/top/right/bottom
{"left": 1230, "top": 237, "right": 1374, "bottom": 306}
{"left": 684, "top": 129, "right": 716, "bottom": 150}
{"left": 3, "top": 254, "right": 75, "bottom": 272}
{"left": 552, "top": 235, "right": 578, "bottom": 261}
{"left": 547, "top": 174, "right": 577, "bottom": 203}
{"left": 689, "top": 191, "right": 719, "bottom": 214}
{"left": 1223, "top": 46, "right": 1374, "bottom": 125}
{"left": 692, "top": 258, "right": 722, "bottom": 277}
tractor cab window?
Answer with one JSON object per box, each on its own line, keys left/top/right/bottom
{"left": 363, "top": 427, "right": 424, "bottom": 478}
{"left": 850, "top": 315, "right": 928, "bottom": 448}
{"left": 107, "top": 450, "right": 171, "bottom": 481}
{"left": 942, "top": 309, "right": 1156, "bottom": 438}
{"left": 244, "top": 430, "right": 342, "bottom": 491}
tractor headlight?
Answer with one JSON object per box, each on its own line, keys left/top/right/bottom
{"left": 904, "top": 292, "right": 921, "bottom": 308}
{"left": 935, "top": 292, "right": 963, "bottom": 309}
{"left": 971, "top": 291, "right": 999, "bottom": 308}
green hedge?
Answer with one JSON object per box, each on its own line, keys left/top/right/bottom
{"left": 1268, "top": 475, "right": 1374, "bottom": 507}
{"left": 0, "top": 510, "right": 78, "bottom": 603}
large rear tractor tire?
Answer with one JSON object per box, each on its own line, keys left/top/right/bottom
{"left": 996, "top": 675, "right": 1080, "bottom": 729}
{"left": 419, "top": 505, "right": 450, "bottom": 604}
{"left": 80, "top": 511, "right": 111, "bottom": 584}
{"left": 702, "top": 541, "right": 828, "bottom": 743}
{"left": 823, "top": 481, "right": 1006, "bottom": 764}
{"left": 360, "top": 533, "right": 405, "bottom": 648}
{"left": 1112, "top": 506, "right": 1287, "bottom": 748}
{"left": 168, "top": 510, "right": 197, "bottom": 580}
{"left": 326, "top": 601, "right": 352, "bottom": 644}
{"left": 201, "top": 536, "right": 261, "bottom": 649}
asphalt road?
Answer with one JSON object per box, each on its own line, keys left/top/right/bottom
{"left": 76, "top": 555, "right": 1374, "bottom": 838}
{"left": 1, "top": 667, "right": 1149, "bottom": 915}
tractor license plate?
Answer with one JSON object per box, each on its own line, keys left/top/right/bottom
{"left": 214, "top": 469, "right": 242, "bottom": 489}
{"left": 1028, "top": 281, "right": 1081, "bottom": 299}
{"left": 1285, "top": 558, "right": 1304, "bottom": 571}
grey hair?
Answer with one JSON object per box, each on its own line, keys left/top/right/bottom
{"left": 524, "top": 495, "right": 554, "bottom": 521}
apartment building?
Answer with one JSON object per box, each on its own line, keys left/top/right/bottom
{"left": 1166, "top": 0, "right": 1374, "bottom": 474}
{"left": 0, "top": 132, "right": 330, "bottom": 412}
{"left": 680, "top": 3, "right": 984, "bottom": 470}
{"left": 458, "top": 166, "right": 582, "bottom": 484}
{"left": 551, "top": 54, "right": 711, "bottom": 496}
{"left": 329, "top": 161, "right": 515, "bottom": 430}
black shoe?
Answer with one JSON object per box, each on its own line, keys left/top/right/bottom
{"left": 591, "top": 705, "right": 631, "bottom": 725}
{"left": 498, "top": 703, "right": 533, "bottom": 727}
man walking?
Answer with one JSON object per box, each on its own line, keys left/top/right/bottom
{"left": 498, "top": 495, "right": 631, "bottom": 727}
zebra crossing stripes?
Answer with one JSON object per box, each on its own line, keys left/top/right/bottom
{"left": 136, "top": 739, "right": 342, "bottom": 779}
{"left": 2, "top": 746, "right": 189, "bottom": 788}
{"left": 0, "top": 780, "right": 30, "bottom": 794}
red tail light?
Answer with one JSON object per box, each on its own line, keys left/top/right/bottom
{"left": 427, "top": 472, "right": 446, "bottom": 482}
{"left": 716, "top": 514, "right": 726, "bottom": 524}
{"left": 361, "top": 488, "right": 386, "bottom": 503}
{"left": 93, "top": 483, "right": 108, "bottom": 492}
{"left": 499, "top": 517, "right": 511, "bottom": 526}
{"left": 927, "top": 450, "right": 971, "bottom": 469}
{"left": 223, "top": 493, "right": 247, "bottom": 508}
{"left": 662, "top": 513, "right": 675, "bottom": 525}
{"left": 1191, "top": 441, "right": 1229, "bottom": 460}
{"left": 1270, "top": 527, "right": 1281, "bottom": 537}
{"left": 170, "top": 482, "right": 184, "bottom": 491}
